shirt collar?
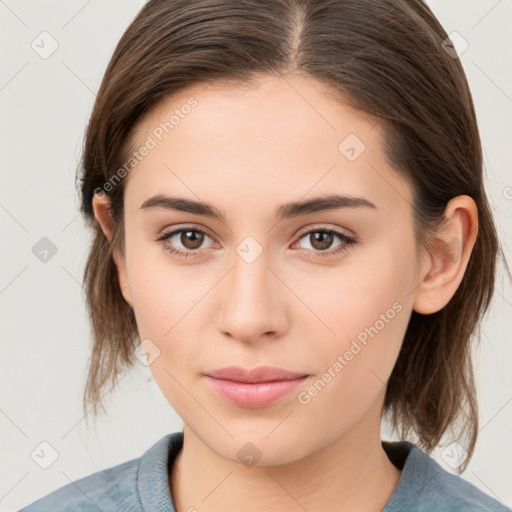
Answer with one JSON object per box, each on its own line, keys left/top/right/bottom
{"left": 136, "top": 432, "right": 426, "bottom": 512}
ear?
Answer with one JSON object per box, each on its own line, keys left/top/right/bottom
{"left": 91, "top": 192, "right": 133, "bottom": 308}
{"left": 413, "top": 195, "right": 478, "bottom": 315}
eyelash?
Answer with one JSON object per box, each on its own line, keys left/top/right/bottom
{"left": 156, "top": 225, "right": 357, "bottom": 260}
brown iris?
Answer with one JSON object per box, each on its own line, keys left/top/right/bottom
{"left": 309, "top": 231, "right": 334, "bottom": 251}
{"left": 180, "top": 230, "right": 204, "bottom": 250}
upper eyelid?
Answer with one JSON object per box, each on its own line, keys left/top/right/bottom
{"left": 159, "top": 224, "right": 217, "bottom": 243}
{"left": 159, "top": 223, "right": 356, "bottom": 246}
{"left": 295, "top": 223, "right": 355, "bottom": 240}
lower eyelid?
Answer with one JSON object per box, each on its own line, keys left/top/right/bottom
{"left": 159, "top": 227, "right": 356, "bottom": 256}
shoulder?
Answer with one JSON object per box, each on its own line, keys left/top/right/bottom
{"left": 383, "top": 441, "right": 511, "bottom": 512}
{"left": 16, "top": 457, "right": 141, "bottom": 512}
{"left": 432, "top": 466, "right": 511, "bottom": 512}
{"left": 16, "top": 432, "right": 182, "bottom": 512}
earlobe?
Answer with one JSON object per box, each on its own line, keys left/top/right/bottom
{"left": 413, "top": 195, "right": 478, "bottom": 315}
{"left": 91, "top": 193, "right": 133, "bottom": 308}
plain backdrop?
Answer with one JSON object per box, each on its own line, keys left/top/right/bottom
{"left": 1, "top": 1, "right": 511, "bottom": 510}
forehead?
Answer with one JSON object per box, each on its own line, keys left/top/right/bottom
{"left": 132, "top": 74, "right": 377, "bottom": 150}
{"left": 124, "top": 74, "right": 413, "bottom": 218}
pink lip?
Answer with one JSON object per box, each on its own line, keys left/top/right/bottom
{"left": 203, "top": 366, "right": 310, "bottom": 409}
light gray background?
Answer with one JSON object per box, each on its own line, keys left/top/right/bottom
{"left": 1, "top": 1, "right": 511, "bottom": 510}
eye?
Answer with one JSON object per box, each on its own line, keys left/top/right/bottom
{"left": 156, "top": 226, "right": 215, "bottom": 258}
{"left": 157, "top": 225, "right": 357, "bottom": 260}
{"left": 292, "top": 227, "right": 357, "bottom": 258}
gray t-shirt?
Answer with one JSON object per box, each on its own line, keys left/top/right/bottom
{"left": 17, "top": 431, "right": 510, "bottom": 511}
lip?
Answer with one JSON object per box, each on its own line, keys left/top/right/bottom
{"left": 203, "top": 366, "right": 310, "bottom": 409}
{"left": 204, "top": 365, "right": 309, "bottom": 383}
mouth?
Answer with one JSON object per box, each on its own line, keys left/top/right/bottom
{"left": 203, "top": 366, "right": 310, "bottom": 408}
{"left": 203, "top": 365, "right": 309, "bottom": 383}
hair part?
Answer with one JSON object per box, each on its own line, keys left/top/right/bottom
{"left": 77, "top": 0, "right": 507, "bottom": 471}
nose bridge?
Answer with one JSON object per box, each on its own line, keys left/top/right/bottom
{"left": 232, "top": 244, "right": 272, "bottom": 300}
{"left": 231, "top": 241, "right": 277, "bottom": 312}
{"left": 216, "top": 238, "right": 287, "bottom": 341}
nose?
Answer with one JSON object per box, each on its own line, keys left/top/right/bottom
{"left": 215, "top": 247, "right": 290, "bottom": 345}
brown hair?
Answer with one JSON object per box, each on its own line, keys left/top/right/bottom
{"left": 78, "top": 0, "right": 507, "bottom": 470}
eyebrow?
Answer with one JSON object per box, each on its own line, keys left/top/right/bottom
{"left": 139, "top": 193, "right": 377, "bottom": 221}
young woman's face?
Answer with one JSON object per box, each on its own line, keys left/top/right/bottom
{"left": 115, "top": 74, "right": 425, "bottom": 464}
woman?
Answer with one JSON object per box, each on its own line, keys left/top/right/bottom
{"left": 19, "top": 0, "right": 511, "bottom": 510}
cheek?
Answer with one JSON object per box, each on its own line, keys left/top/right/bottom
{"left": 293, "top": 247, "right": 413, "bottom": 348}
{"left": 125, "top": 236, "right": 201, "bottom": 334}
{"left": 295, "top": 281, "right": 410, "bottom": 439}
{"left": 296, "top": 241, "right": 415, "bottom": 400}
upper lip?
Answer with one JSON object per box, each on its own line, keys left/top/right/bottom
{"left": 204, "top": 366, "right": 309, "bottom": 383}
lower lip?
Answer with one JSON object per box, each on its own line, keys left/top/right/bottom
{"left": 204, "top": 375, "right": 309, "bottom": 409}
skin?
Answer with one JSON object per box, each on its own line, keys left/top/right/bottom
{"left": 92, "top": 74, "right": 478, "bottom": 512}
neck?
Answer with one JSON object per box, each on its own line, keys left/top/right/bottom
{"left": 170, "top": 398, "right": 401, "bottom": 512}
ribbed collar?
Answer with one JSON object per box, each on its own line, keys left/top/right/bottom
{"left": 135, "top": 431, "right": 427, "bottom": 512}
{"left": 137, "top": 431, "right": 183, "bottom": 511}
